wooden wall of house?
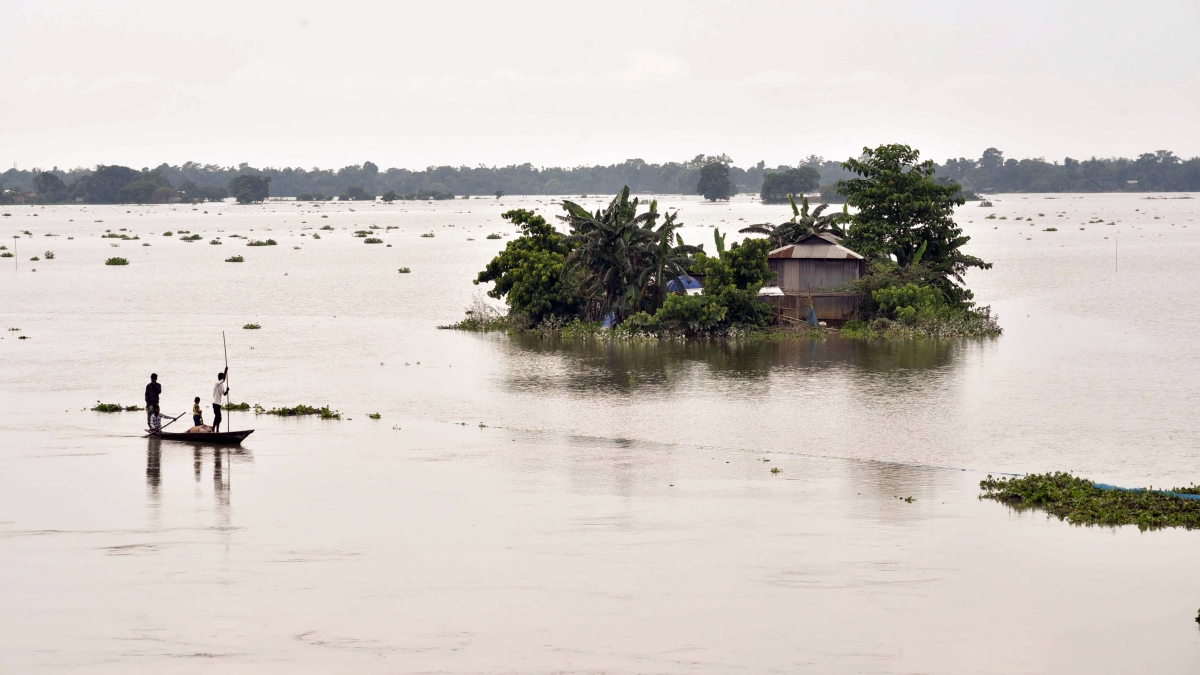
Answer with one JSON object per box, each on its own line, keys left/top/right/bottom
{"left": 767, "top": 294, "right": 860, "bottom": 322}
{"left": 769, "top": 259, "right": 861, "bottom": 292}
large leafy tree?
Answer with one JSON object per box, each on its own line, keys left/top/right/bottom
{"left": 116, "top": 169, "right": 171, "bottom": 204}
{"left": 229, "top": 175, "right": 271, "bottom": 204}
{"left": 475, "top": 209, "right": 579, "bottom": 325}
{"left": 696, "top": 162, "right": 736, "bottom": 201}
{"left": 739, "top": 194, "right": 848, "bottom": 247}
{"left": 759, "top": 167, "right": 819, "bottom": 203}
{"left": 840, "top": 144, "right": 991, "bottom": 303}
{"left": 32, "top": 172, "right": 66, "bottom": 200}
{"left": 73, "top": 165, "right": 139, "bottom": 203}
{"left": 560, "top": 186, "right": 699, "bottom": 322}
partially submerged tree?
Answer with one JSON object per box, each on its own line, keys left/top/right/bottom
{"left": 840, "top": 144, "right": 991, "bottom": 304}
{"left": 340, "top": 185, "right": 374, "bottom": 201}
{"left": 560, "top": 186, "right": 699, "bottom": 322}
{"left": 475, "top": 209, "right": 580, "bottom": 325}
{"left": 696, "top": 161, "right": 736, "bottom": 201}
{"left": 229, "top": 175, "right": 271, "bottom": 204}
{"left": 759, "top": 167, "right": 819, "bottom": 203}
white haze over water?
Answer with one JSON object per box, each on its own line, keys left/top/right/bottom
{"left": 3, "top": 0, "right": 1200, "bottom": 170}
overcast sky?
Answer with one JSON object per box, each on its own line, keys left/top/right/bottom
{"left": 3, "top": 0, "right": 1198, "bottom": 171}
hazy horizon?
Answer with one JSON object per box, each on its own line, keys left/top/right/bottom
{"left": 4, "top": 0, "right": 1199, "bottom": 170}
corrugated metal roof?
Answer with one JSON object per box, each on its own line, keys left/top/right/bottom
{"left": 768, "top": 233, "right": 864, "bottom": 260}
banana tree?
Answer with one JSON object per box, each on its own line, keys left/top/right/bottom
{"left": 561, "top": 186, "right": 699, "bottom": 322}
{"left": 739, "top": 194, "right": 848, "bottom": 247}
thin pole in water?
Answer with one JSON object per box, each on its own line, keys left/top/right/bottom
{"left": 222, "top": 331, "right": 230, "bottom": 432}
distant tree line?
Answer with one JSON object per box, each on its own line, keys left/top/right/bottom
{"left": 4, "top": 148, "right": 1200, "bottom": 204}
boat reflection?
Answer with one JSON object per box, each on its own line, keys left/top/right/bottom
{"left": 145, "top": 437, "right": 251, "bottom": 523}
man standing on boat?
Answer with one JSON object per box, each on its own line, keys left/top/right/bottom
{"left": 212, "top": 366, "right": 229, "bottom": 433}
{"left": 145, "top": 373, "right": 161, "bottom": 429}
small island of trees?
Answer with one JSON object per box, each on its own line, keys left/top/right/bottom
{"left": 454, "top": 143, "right": 999, "bottom": 340}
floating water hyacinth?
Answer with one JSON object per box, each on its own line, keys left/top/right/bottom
{"left": 91, "top": 402, "right": 142, "bottom": 412}
{"left": 105, "top": 257, "right": 129, "bottom": 266}
{"left": 259, "top": 404, "right": 341, "bottom": 420}
{"left": 225, "top": 255, "right": 244, "bottom": 262}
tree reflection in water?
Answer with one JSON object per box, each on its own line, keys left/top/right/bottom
{"left": 498, "top": 332, "right": 968, "bottom": 395}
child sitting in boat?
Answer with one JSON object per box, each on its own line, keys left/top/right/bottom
{"left": 192, "top": 397, "right": 203, "bottom": 427}
{"left": 149, "top": 405, "right": 163, "bottom": 432}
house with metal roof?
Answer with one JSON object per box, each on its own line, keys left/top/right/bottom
{"left": 761, "top": 233, "right": 866, "bottom": 324}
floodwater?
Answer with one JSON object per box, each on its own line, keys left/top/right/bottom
{"left": 2, "top": 193, "right": 1199, "bottom": 673}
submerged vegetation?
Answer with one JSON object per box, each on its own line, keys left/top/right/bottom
{"left": 456, "top": 144, "right": 998, "bottom": 341}
{"left": 980, "top": 473, "right": 1200, "bottom": 531}
{"left": 92, "top": 402, "right": 143, "bottom": 412}
{"left": 5, "top": 148, "right": 1199, "bottom": 205}
{"left": 259, "top": 404, "right": 341, "bottom": 419}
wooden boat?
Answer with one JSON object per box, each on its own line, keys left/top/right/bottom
{"left": 148, "top": 429, "right": 254, "bottom": 445}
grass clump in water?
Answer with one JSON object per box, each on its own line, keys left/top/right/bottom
{"left": 225, "top": 255, "right": 244, "bottom": 263}
{"left": 180, "top": 234, "right": 203, "bottom": 242}
{"left": 105, "top": 257, "right": 129, "bottom": 266}
{"left": 486, "top": 233, "right": 502, "bottom": 239}
{"left": 1043, "top": 227, "right": 1058, "bottom": 232}
{"left": 247, "top": 239, "right": 277, "bottom": 247}
{"left": 223, "top": 401, "right": 252, "bottom": 411}
{"left": 260, "top": 404, "right": 341, "bottom": 420}
{"left": 364, "top": 237, "right": 383, "bottom": 244}
{"left": 163, "top": 231, "right": 173, "bottom": 236}
{"left": 980, "top": 472, "right": 1200, "bottom": 531}
{"left": 44, "top": 251, "right": 55, "bottom": 259}
{"left": 0, "top": 252, "right": 12, "bottom": 258}
{"left": 210, "top": 239, "right": 222, "bottom": 245}
{"left": 420, "top": 232, "right": 435, "bottom": 238}
{"left": 243, "top": 323, "right": 261, "bottom": 329}
{"left": 398, "top": 267, "right": 411, "bottom": 273}
{"left": 368, "top": 413, "right": 381, "bottom": 419}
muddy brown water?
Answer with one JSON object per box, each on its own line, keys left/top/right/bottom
{"left": 2, "top": 193, "right": 1199, "bottom": 673}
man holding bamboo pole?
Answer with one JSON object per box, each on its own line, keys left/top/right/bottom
{"left": 212, "top": 366, "right": 229, "bottom": 433}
